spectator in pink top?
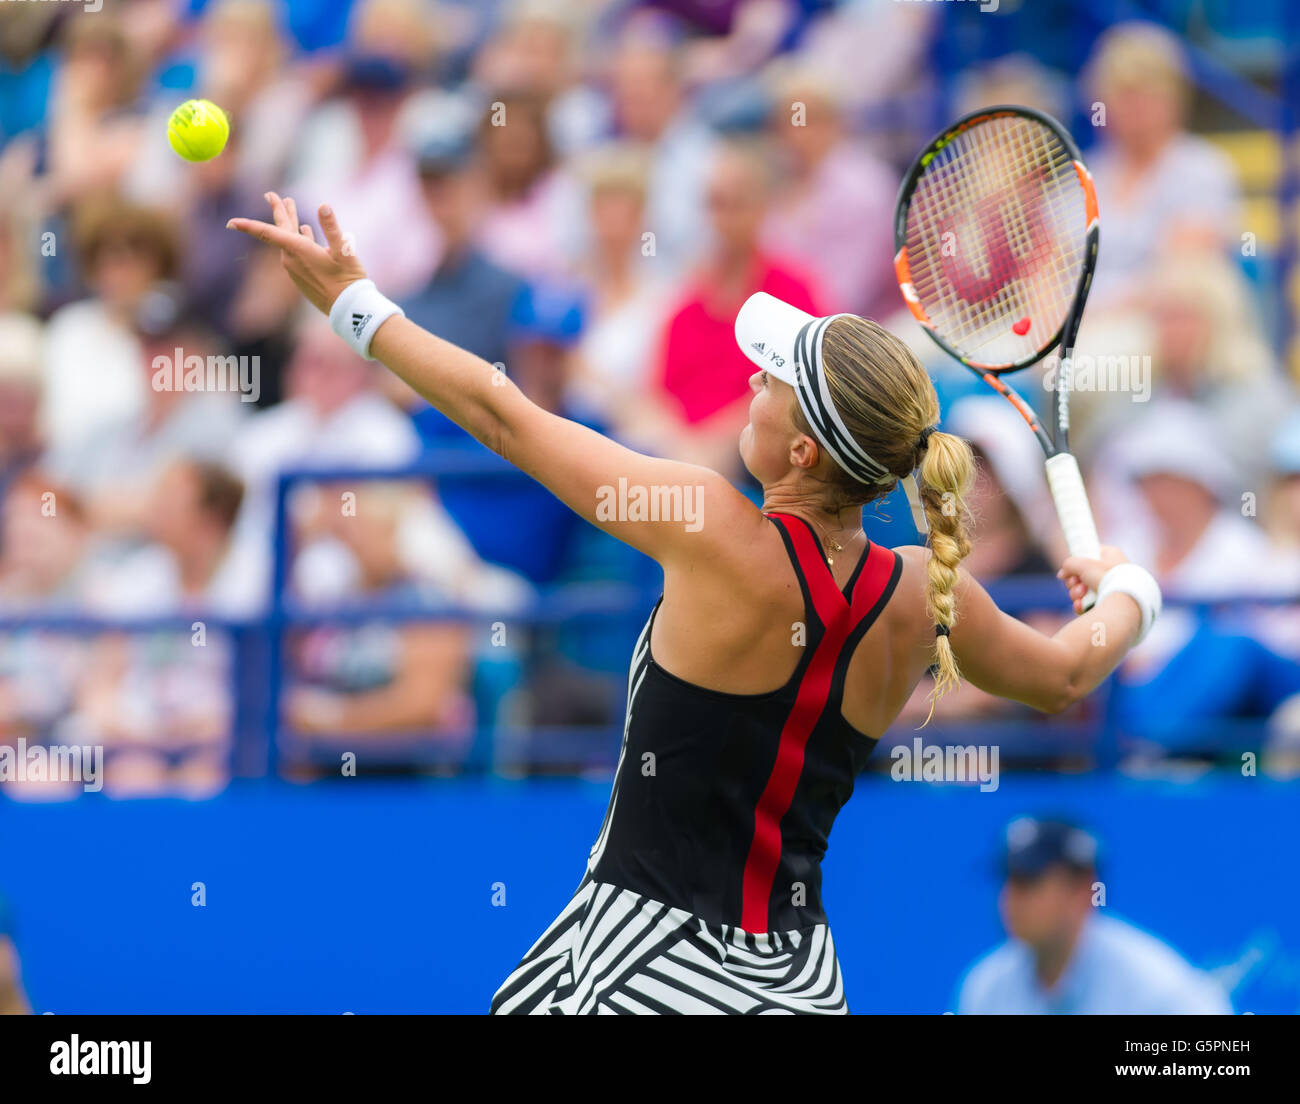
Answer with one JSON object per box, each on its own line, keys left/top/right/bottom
{"left": 474, "top": 91, "right": 584, "bottom": 281}
{"left": 630, "top": 140, "right": 822, "bottom": 478}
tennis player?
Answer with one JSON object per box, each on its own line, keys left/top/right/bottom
{"left": 229, "top": 195, "right": 1162, "bottom": 1015}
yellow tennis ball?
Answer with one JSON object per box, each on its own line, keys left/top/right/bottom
{"left": 167, "top": 99, "right": 229, "bottom": 162}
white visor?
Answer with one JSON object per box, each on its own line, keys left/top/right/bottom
{"left": 735, "top": 291, "right": 817, "bottom": 389}
{"left": 735, "top": 292, "right": 930, "bottom": 533}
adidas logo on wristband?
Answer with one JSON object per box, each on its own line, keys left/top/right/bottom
{"left": 329, "top": 279, "right": 404, "bottom": 360}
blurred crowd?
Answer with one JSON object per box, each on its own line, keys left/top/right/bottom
{"left": 0, "top": 0, "right": 1297, "bottom": 795}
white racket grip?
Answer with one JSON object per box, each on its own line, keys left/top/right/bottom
{"left": 1044, "top": 452, "right": 1101, "bottom": 611}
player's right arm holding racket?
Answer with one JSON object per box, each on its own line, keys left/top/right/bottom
{"left": 887, "top": 106, "right": 1162, "bottom": 712}
{"left": 942, "top": 548, "right": 1141, "bottom": 715}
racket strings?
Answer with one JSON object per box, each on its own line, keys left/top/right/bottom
{"left": 905, "top": 115, "right": 1086, "bottom": 366}
{"left": 913, "top": 117, "right": 1074, "bottom": 338}
{"left": 917, "top": 122, "right": 1074, "bottom": 351}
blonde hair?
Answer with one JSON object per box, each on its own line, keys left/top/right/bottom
{"left": 1145, "top": 246, "right": 1274, "bottom": 384}
{"left": 578, "top": 141, "right": 651, "bottom": 200}
{"left": 794, "top": 316, "right": 975, "bottom": 700}
{"left": 1085, "top": 21, "right": 1187, "bottom": 111}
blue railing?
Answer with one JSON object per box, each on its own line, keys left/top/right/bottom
{"left": 2, "top": 456, "right": 1295, "bottom": 778}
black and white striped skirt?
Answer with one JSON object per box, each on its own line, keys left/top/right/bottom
{"left": 489, "top": 872, "right": 849, "bottom": 1015}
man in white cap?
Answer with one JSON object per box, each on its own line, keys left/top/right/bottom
{"left": 1106, "top": 400, "right": 1292, "bottom": 601}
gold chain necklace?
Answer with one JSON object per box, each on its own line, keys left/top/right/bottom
{"left": 813, "top": 519, "right": 853, "bottom": 566}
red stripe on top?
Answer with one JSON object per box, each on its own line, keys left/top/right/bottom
{"left": 740, "top": 518, "right": 897, "bottom": 932}
{"left": 780, "top": 514, "right": 846, "bottom": 627}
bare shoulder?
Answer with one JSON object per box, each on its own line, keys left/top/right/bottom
{"left": 891, "top": 543, "right": 930, "bottom": 592}
{"left": 662, "top": 468, "right": 771, "bottom": 565}
{"left": 893, "top": 543, "right": 927, "bottom": 569}
{"left": 886, "top": 543, "right": 933, "bottom": 630}
{"left": 891, "top": 543, "right": 987, "bottom": 620}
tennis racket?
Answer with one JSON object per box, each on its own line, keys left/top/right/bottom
{"left": 894, "top": 104, "right": 1102, "bottom": 609}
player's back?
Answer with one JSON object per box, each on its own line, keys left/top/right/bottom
{"left": 590, "top": 513, "right": 904, "bottom": 934}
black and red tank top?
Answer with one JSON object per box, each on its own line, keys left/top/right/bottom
{"left": 587, "top": 512, "right": 902, "bottom": 934}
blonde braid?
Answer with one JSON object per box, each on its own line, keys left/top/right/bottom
{"left": 918, "top": 432, "right": 975, "bottom": 702}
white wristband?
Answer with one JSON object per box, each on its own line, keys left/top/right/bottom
{"left": 328, "top": 278, "right": 404, "bottom": 360}
{"left": 1097, "top": 563, "right": 1162, "bottom": 645}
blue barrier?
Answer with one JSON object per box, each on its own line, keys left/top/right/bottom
{"left": 3, "top": 773, "right": 1295, "bottom": 1013}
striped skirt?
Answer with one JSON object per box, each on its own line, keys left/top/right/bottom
{"left": 489, "top": 873, "right": 849, "bottom": 1015}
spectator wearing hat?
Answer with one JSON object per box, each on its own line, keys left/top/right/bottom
{"left": 1103, "top": 401, "right": 1293, "bottom": 602}
{"left": 945, "top": 396, "right": 1064, "bottom": 575}
{"left": 1091, "top": 404, "right": 1300, "bottom": 754}
{"left": 958, "top": 817, "right": 1232, "bottom": 1014}
{"left": 392, "top": 127, "right": 582, "bottom": 583}
{"left": 234, "top": 3, "right": 444, "bottom": 344}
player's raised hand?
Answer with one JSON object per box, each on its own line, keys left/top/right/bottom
{"left": 227, "top": 193, "right": 366, "bottom": 314}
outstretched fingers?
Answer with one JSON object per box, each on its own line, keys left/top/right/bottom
{"left": 225, "top": 217, "right": 302, "bottom": 252}
{"left": 318, "top": 204, "right": 347, "bottom": 257}
{"left": 266, "top": 191, "right": 296, "bottom": 234}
